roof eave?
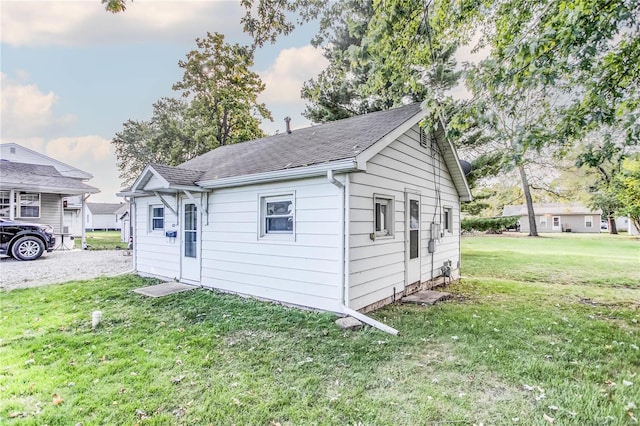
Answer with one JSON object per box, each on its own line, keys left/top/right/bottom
{"left": 198, "top": 159, "right": 359, "bottom": 189}
{"left": 0, "top": 183, "right": 100, "bottom": 195}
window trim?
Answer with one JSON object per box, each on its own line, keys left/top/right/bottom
{"left": 443, "top": 206, "right": 453, "bottom": 234}
{"left": 540, "top": 216, "right": 547, "bottom": 227}
{"left": 17, "top": 192, "right": 40, "bottom": 219}
{"left": 259, "top": 192, "right": 295, "bottom": 240}
{"left": 585, "top": 215, "right": 593, "bottom": 228}
{"left": 374, "top": 194, "right": 395, "bottom": 239}
{"left": 149, "top": 204, "right": 165, "bottom": 232}
{"left": 0, "top": 191, "right": 11, "bottom": 218}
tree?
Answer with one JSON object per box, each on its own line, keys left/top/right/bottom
{"left": 173, "top": 32, "right": 271, "bottom": 148}
{"left": 112, "top": 32, "right": 272, "bottom": 185}
{"left": 112, "top": 98, "right": 195, "bottom": 186}
{"left": 614, "top": 156, "right": 640, "bottom": 231}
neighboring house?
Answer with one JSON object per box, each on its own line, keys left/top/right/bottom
{"left": 616, "top": 216, "right": 640, "bottom": 235}
{"left": 502, "top": 203, "right": 602, "bottom": 233}
{"left": 0, "top": 143, "right": 99, "bottom": 248}
{"left": 86, "top": 202, "right": 128, "bottom": 231}
{"left": 117, "top": 204, "right": 131, "bottom": 242}
{"left": 119, "top": 103, "right": 472, "bottom": 315}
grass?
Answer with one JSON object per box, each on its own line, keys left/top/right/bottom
{"left": 1, "top": 234, "right": 638, "bottom": 425}
{"left": 85, "top": 231, "right": 125, "bottom": 250}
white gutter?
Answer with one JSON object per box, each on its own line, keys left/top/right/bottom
{"left": 200, "top": 159, "right": 359, "bottom": 189}
{"left": 326, "top": 171, "right": 399, "bottom": 336}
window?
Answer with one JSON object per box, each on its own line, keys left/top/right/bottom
{"left": 0, "top": 191, "right": 10, "bottom": 217}
{"left": 260, "top": 194, "right": 294, "bottom": 237}
{"left": 184, "top": 204, "right": 197, "bottom": 258}
{"left": 374, "top": 195, "right": 394, "bottom": 237}
{"left": 18, "top": 192, "right": 40, "bottom": 218}
{"left": 150, "top": 205, "right": 164, "bottom": 231}
{"left": 540, "top": 216, "right": 547, "bottom": 227}
{"left": 443, "top": 207, "right": 453, "bottom": 233}
{"left": 585, "top": 215, "right": 593, "bottom": 228}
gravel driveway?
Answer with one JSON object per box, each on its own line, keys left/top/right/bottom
{"left": 0, "top": 249, "right": 133, "bottom": 290}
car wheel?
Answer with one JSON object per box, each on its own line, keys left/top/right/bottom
{"left": 11, "top": 236, "right": 45, "bottom": 261}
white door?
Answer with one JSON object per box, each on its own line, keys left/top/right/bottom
{"left": 552, "top": 216, "right": 561, "bottom": 231}
{"left": 405, "top": 192, "right": 421, "bottom": 286}
{"left": 181, "top": 200, "right": 201, "bottom": 283}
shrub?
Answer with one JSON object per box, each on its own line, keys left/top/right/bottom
{"left": 462, "top": 216, "right": 520, "bottom": 233}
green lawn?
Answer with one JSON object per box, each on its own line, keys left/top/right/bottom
{"left": 85, "top": 231, "right": 125, "bottom": 250}
{"left": 1, "top": 234, "right": 638, "bottom": 425}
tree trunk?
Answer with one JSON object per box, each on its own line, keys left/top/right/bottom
{"left": 518, "top": 164, "right": 538, "bottom": 237}
{"left": 608, "top": 213, "right": 618, "bottom": 234}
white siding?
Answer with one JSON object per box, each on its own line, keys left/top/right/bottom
{"left": 200, "top": 177, "right": 343, "bottom": 312}
{"left": 348, "top": 126, "right": 462, "bottom": 311}
{"left": 133, "top": 195, "right": 181, "bottom": 279}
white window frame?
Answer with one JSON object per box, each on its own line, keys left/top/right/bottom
{"left": 0, "top": 191, "right": 11, "bottom": 218}
{"left": 585, "top": 215, "right": 593, "bottom": 228}
{"left": 540, "top": 216, "right": 547, "bottom": 227}
{"left": 18, "top": 192, "right": 40, "bottom": 218}
{"left": 259, "top": 192, "right": 295, "bottom": 240}
{"left": 374, "top": 194, "right": 395, "bottom": 238}
{"left": 443, "top": 206, "right": 453, "bottom": 234}
{"left": 149, "top": 205, "right": 165, "bottom": 232}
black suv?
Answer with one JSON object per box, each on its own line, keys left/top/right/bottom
{"left": 0, "top": 218, "right": 56, "bottom": 261}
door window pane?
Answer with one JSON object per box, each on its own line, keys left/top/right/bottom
{"left": 184, "top": 204, "right": 197, "bottom": 258}
{"left": 409, "top": 199, "right": 419, "bottom": 259}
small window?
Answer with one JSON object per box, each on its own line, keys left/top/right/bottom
{"left": 443, "top": 207, "right": 453, "bottom": 233}
{"left": 585, "top": 215, "right": 593, "bottom": 228}
{"left": 540, "top": 216, "right": 547, "bottom": 227}
{"left": 374, "top": 195, "right": 394, "bottom": 237}
{"left": 150, "top": 205, "right": 164, "bottom": 231}
{"left": 18, "top": 192, "right": 40, "bottom": 218}
{"left": 0, "top": 191, "right": 11, "bottom": 217}
{"left": 260, "top": 194, "right": 294, "bottom": 237}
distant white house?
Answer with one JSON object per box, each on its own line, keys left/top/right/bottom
{"left": 119, "top": 103, "right": 473, "bottom": 316}
{"left": 502, "top": 202, "right": 602, "bottom": 233}
{"left": 85, "top": 203, "right": 129, "bottom": 231}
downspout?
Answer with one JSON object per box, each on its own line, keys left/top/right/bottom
{"left": 327, "top": 170, "right": 398, "bottom": 336}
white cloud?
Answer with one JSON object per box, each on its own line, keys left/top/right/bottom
{"left": 259, "top": 45, "right": 328, "bottom": 105}
{"left": 0, "top": 1, "right": 245, "bottom": 47}
{"left": 0, "top": 73, "right": 76, "bottom": 138}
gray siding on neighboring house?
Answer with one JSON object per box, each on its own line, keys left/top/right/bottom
{"left": 522, "top": 214, "right": 599, "bottom": 233}
{"left": 15, "top": 193, "right": 63, "bottom": 233}
{"left": 348, "top": 124, "right": 461, "bottom": 311}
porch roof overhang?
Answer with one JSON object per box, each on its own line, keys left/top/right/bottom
{"left": 122, "top": 164, "right": 206, "bottom": 198}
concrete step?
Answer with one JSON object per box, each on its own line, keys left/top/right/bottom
{"left": 402, "top": 289, "right": 452, "bottom": 305}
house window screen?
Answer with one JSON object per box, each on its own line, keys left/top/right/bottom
{"left": 150, "top": 206, "right": 164, "bottom": 231}
{"left": 0, "top": 191, "right": 10, "bottom": 217}
{"left": 585, "top": 215, "right": 593, "bottom": 228}
{"left": 263, "top": 195, "right": 294, "bottom": 234}
{"left": 443, "top": 207, "right": 452, "bottom": 233}
{"left": 19, "top": 193, "right": 40, "bottom": 218}
{"left": 374, "top": 195, "right": 394, "bottom": 237}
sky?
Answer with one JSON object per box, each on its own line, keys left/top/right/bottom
{"left": 0, "top": 0, "right": 328, "bottom": 202}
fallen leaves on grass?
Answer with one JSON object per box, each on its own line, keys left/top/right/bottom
{"left": 543, "top": 413, "right": 555, "bottom": 423}
{"left": 52, "top": 393, "right": 64, "bottom": 406}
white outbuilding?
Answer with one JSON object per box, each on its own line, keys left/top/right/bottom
{"left": 119, "top": 103, "right": 472, "bottom": 314}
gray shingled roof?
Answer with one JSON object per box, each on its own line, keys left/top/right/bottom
{"left": 0, "top": 161, "right": 99, "bottom": 194}
{"left": 148, "top": 163, "right": 205, "bottom": 187}
{"left": 179, "top": 103, "right": 423, "bottom": 182}
{"left": 87, "top": 202, "right": 126, "bottom": 215}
